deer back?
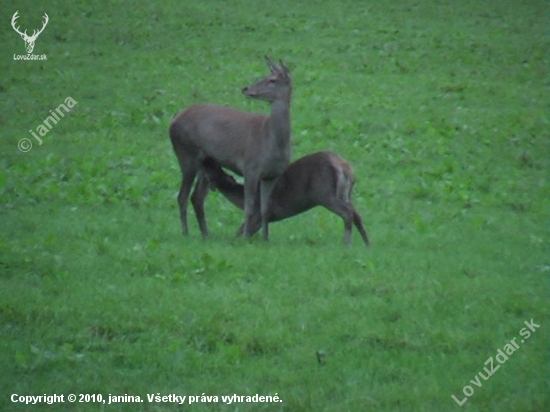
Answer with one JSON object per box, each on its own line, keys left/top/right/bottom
{"left": 170, "top": 104, "right": 268, "bottom": 174}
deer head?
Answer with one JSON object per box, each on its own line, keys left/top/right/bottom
{"left": 11, "top": 11, "right": 49, "bottom": 54}
{"left": 241, "top": 56, "right": 291, "bottom": 103}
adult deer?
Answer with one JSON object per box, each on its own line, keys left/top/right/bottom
{"left": 169, "top": 57, "right": 292, "bottom": 239}
{"left": 202, "top": 151, "right": 370, "bottom": 246}
{"left": 11, "top": 11, "right": 49, "bottom": 54}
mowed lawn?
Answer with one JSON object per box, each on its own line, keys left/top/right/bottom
{"left": 0, "top": 0, "right": 548, "bottom": 411}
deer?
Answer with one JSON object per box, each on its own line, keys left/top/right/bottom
{"left": 202, "top": 151, "right": 370, "bottom": 247}
{"left": 169, "top": 57, "right": 292, "bottom": 240}
{"left": 11, "top": 11, "right": 49, "bottom": 54}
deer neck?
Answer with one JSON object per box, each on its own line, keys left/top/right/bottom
{"left": 267, "top": 98, "right": 291, "bottom": 148}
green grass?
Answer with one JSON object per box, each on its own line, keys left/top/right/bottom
{"left": 1, "top": 0, "right": 548, "bottom": 411}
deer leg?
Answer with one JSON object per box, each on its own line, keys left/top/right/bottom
{"left": 242, "top": 176, "right": 260, "bottom": 238}
{"left": 236, "top": 222, "right": 245, "bottom": 237}
{"left": 191, "top": 172, "right": 211, "bottom": 237}
{"left": 323, "top": 200, "right": 354, "bottom": 246}
{"left": 178, "top": 167, "right": 198, "bottom": 235}
{"left": 260, "top": 178, "right": 277, "bottom": 241}
{"left": 343, "top": 211, "right": 353, "bottom": 246}
{"left": 236, "top": 190, "right": 261, "bottom": 237}
{"left": 353, "top": 209, "right": 370, "bottom": 247}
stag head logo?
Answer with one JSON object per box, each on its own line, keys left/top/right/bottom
{"left": 11, "top": 10, "right": 49, "bottom": 54}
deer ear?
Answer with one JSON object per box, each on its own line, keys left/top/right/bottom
{"left": 265, "top": 56, "right": 279, "bottom": 73}
{"left": 279, "top": 60, "right": 290, "bottom": 75}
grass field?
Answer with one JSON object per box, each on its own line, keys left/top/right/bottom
{"left": 1, "top": 0, "right": 548, "bottom": 411}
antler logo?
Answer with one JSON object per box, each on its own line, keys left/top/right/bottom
{"left": 11, "top": 10, "right": 49, "bottom": 54}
